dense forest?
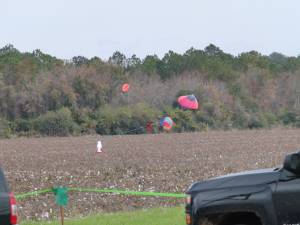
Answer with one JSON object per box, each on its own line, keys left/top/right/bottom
{"left": 0, "top": 43, "right": 300, "bottom": 137}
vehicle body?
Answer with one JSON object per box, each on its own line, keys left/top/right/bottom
{"left": 185, "top": 151, "right": 300, "bottom": 225}
{"left": 0, "top": 167, "right": 17, "bottom": 225}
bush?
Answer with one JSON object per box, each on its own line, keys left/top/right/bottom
{"left": 95, "top": 103, "right": 160, "bottom": 135}
{"left": 262, "top": 112, "right": 277, "bottom": 127}
{"left": 0, "top": 118, "right": 12, "bottom": 138}
{"left": 280, "top": 111, "right": 298, "bottom": 125}
{"left": 165, "top": 108, "right": 199, "bottom": 132}
{"left": 195, "top": 110, "right": 215, "bottom": 129}
{"left": 279, "top": 111, "right": 300, "bottom": 128}
{"left": 34, "top": 107, "right": 75, "bottom": 136}
{"left": 15, "top": 119, "right": 33, "bottom": 133}
{"left": 247, "top": 113, "right": 268, "bottom": 129}
{"left": 94, "top": 106, "right": 133, "bottom": 135}
{"left": 71, "top": 107, "right": 96, "bottom": 134}
{"left": 231, "top": 111, "right": 248, "bottom": 129}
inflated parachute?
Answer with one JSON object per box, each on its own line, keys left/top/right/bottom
{"left": 121, "top": 83, "right": 130, "bottom": 93}
{"left": 178, "top": 94, "right": 199, "bottom": 110}
{"left": 160, "top": 117, "right": 174, "bottom": 131}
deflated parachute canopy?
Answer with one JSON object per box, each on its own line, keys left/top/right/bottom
{"left": 121, "top": 83, "right": 130, "bottom": 93}
{"left": 178, "top": 94, "right": 199, "bottom": 110}
{"left": 160, "top": 116, "right": 174, "bottom": 131}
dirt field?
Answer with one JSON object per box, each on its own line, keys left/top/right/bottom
{"left": 1, "top": 128, "right": 300, "bottom": 220}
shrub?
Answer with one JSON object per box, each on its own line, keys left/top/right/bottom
{"left": 95, "top": 103, "right": 160, "bottom": 135}
{"left": 165, "top": 108, "right": 199, "bottom": 132}
{"left": 71, "top": 107, "right": 96, "bottom": 134}
{"left": 34, "top": 107, "right": 75, "bottom": 136}
{"left": 195, "top": 110, "right": 215, "bottom": 129}
{"left": 95, "top": 106, "right": 118, "bottom": 135}
{"left": 247, "top": 113, "right": 268, "bottom": 129}
{"left": 295, "top": 120, "right": 300, "bottom": 128}
{"left": 280, "top": 111, "right": 298, "bottom": 125}
{"left": 15, "top": 119, "right": 33, "bottom": 133}
{"left": 262, "top": 112, "right": 277, "bottom": 127}
{"left": 0, "top": 118, "right": 12, "bottom": 138}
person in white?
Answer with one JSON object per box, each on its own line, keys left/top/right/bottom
{"left": 97, "top": 140, "right": 102, "bottom": 153}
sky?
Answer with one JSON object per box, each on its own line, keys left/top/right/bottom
{"left": 1, "top": 0, "right": 300, "bottom": 60}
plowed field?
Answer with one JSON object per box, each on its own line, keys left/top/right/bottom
{"left": 1, "top": 129, "right": 300, "bottom": 220}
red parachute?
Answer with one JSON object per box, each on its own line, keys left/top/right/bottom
{"left": 121, "top": 83, "right": 130, "bottom": 93}
{"left": 178, "top": 94, "right": 199, "bottom": 110}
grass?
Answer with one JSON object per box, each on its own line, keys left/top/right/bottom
{"left": 21, "top": 206, "right": 186, "bottom": 225}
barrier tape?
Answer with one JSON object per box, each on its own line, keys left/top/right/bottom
{"left": 16, "top": 188, "right": 52, "bottom": 200}
{"left": 15, "top": 188, "right": 186, "bottom": 200}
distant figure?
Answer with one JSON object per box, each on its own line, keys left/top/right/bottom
{"left": 146, "top": 122, "right": 153, "bottom": 134}
{"left": 97, "top": 140, "right": 103, "bottom": 153}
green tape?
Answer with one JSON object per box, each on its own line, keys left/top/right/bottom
{"left": 69, "top": 188, "right": 186, "bottom": 198}
{"left": 16, "top": 188, "right": 52, "bottom": 200}
{"left": 16, "top": 187, "right": 185, "bottom": 200}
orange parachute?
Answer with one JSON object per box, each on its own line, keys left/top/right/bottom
{"left": 121, "top": 83, "right": 130, "bottom": 93}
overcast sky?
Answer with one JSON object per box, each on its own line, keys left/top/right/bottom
{"left": 1, "top": 0, "right": 299, "bottom": 60}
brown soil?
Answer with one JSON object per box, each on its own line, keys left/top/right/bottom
{"left": 1, "top": 128, "right": 300, "bottom": 220}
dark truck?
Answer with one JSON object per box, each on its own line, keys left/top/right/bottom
{"left": 0, "top": 167, "right": 17, "bottom": 225}
{"left": 185, "top": 151, "right": 300, "bottom": 225}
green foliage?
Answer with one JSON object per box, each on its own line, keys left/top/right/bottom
{"left": 141, "top": 55, "right": 160, "bottom": 75}
{"left": 239, "top": 51, "right": 270, "bottom": 69}
{"left": 0, "top": 118, "right": 12, "bottom": 138}
{"left": 109, "top": 51, "right": 127, "bottom": 67}
{"left": 72, "top": 56, "right": 89, "bottom": 66}
{"left": 278, "top": 110, "right": 300, "bottom": 128}
{"left": 72, "top": 107, "right": 96, "bottom": 134}
{"left": 247, "top": 114, "right": 268, "bottom": 129}
{"left": 34, "top": 108, "right": 75, "bottom": 136}
{"left": 14, "top": 119, "right": 33, "bottom": 133}
{"left": 72, "top": 76, "right": 108, "bottom": 109}
{"left": 231, "top": 109, "right": 250, "bottom": 129}
{"left": 228, "top": 83, "right": 242, "bottom": 97}
{"left": 280, "top": 111, "right": 298, "bottom": 125}
{"left": 262, "top": 112, "right": 278, "bottom": 127}
{"left": 1, "top": 44, "right": 300, "bottom": 137}
{"left": 164, "top": 108, "right": 199, "bottom": 132}
{"left": 95, "top": 104, "right": 160, "bottom": 135}
{"left": 204, "top": 44, "right": 224, "bottom": 57}
{"left": 159, "top": 51, "right": 186, "bottom": 79}
{"left": 127, "top": 54, "right": 142, "bottom": 70}
{"left": 204, "top": 58, "right": 237, "bottom": 81}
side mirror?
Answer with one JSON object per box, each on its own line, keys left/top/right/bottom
{"left": 283, "top": 153, "right": 300, "bottom": 174}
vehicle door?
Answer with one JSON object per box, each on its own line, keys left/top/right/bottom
{"left": 274, "top": 174, "right": 300, "bottom": 225}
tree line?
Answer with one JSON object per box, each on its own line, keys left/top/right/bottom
{"left": 1, "top": 43, "right": 300, "bottom": 137}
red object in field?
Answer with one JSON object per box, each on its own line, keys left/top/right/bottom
{"left": 146, "top": 122, "right": 153, "bottom": 133}
{"left": 178, "top": 95, "right": 199, "bottom": 110}
{"left": 160, "top": 117, "right": 174, "bottom": 131}
{"left": 9, "top": 193, "right": 17, "bottom": 225}
{"left": 121, "top": 83, "right": 130, "bottom": 93}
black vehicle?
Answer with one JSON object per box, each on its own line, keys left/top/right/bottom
{"left": 0, "top": 167, "right": 17, "bottom": 225}
{"left": 185, "top": 151, "right": 300, "bottom": 225}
